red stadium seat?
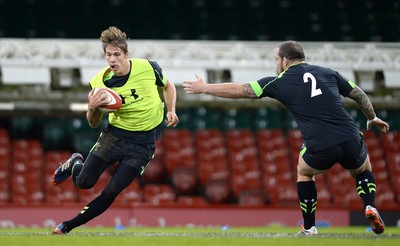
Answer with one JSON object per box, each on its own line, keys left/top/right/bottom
{"left": 143, "top": 184, "right": 176, "bottom": 206}
{"left": 198, "top": 160, "right": 230, "bottom": 187}
{"left": 381, "top": 132, "right": 400, "bottom": 153}
{"left": 142, "top": 158, "right": 165, "bottom": 184}
{"left": 163, "top": 129, "right": 197, "bottom": 175}
{"left": 230, "top": 170, "right": 262, "bottom": 199}
{"left": 172, "top": 167, "right": 198, "bottom": 195}
{"left": 175, "top": 196, "right": 209, "bottom": 207}
{"left": 205, "top": 180, "right": 230, "bottom": 204}
{"left": 238, "top": 190, "right": 266, "bottom": 206}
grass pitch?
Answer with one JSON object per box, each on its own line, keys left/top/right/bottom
{"left": 0, "top": 226, "right": 399, "bottom": 246}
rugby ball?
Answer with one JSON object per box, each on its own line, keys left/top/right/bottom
{"left": 92, "top": 88, "right": 122, "bottom": 112}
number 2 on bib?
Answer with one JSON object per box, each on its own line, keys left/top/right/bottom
{"left": 303, "top": 72, "right": 322, "bottom": 98}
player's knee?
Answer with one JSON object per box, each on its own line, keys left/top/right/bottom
{"left": 75, "top": 177, "right": 96, "bottom": 189}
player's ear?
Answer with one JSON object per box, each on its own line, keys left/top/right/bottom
{"left": 283, "top": 57, "right": 289, "bottom": 68}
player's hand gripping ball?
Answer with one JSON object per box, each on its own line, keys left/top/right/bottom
{"left": 92, "top": 88, "right": 122, "bottom": 112}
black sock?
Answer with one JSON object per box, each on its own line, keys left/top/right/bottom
{"left": 62, "top": 163, "right": 140, "bottom": 232}
{"left": 297, "top": 181, "right": 317, "bottom": 229}
{"left": 355, "top": 170, "right": 376, "bottom": 208}
{"left": 63, "top": 191, "right": 115, "bottom": 232}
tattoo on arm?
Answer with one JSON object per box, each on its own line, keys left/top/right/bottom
{"left": 242, "top": 84, "right": 258, "bottom": 98}
{"left": 348, "top": 86, "right": 376, "bottom": 120}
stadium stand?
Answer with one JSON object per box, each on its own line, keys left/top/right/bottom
{"left": 0, "top": 113, "right": 399, "bottom": 210}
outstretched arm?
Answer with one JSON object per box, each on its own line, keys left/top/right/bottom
{"left": 183, "top": 74, "right": 257, "bottom": 99}
{"left": 348, "top": 86, "right": 389, "bottom": 132}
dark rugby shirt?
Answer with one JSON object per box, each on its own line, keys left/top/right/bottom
{"left": 250, "top": 63, "right": 359, "bottom": 152}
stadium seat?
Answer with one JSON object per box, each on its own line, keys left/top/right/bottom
{"left": 196, "top": 129, "right": 228, "bottom": 187}
{"left": 10, "top": 138, "right": 45, "bottom": 205}
{"left": 314, "top": 174, "right": 333, "bottom": 208}
{"left": 71, "top": 130, "right": 99, "bottom": 158}
{"left": 287, "top": 129, "right": 303, "bottom": 150}
{"left": 386, "top": 152, "right": 400, "bottom": 174}
{"left": 163, "top": 129, "right": 197, "bottom": 175}
{"left": 45, "top": 182, "right": 80, "bottom": 205}
{"left": 11, "top": 174, "right": 44, "bottom": 205}
{"left": 0, "top": 128, "right": 10, "bottom": 158}
{"left": 175, "top": 196, "right": 209, "bottom": 207}
{"left": 198, "top": 160, "right": 230, "bottom": 187}
{"left": 326, "top": 169, "right": 354, "bottom": 196}
{"left": 42, "top": 118, "right": 71, "bottom": 151}
{"left": 262, "top": 172, "right": 297, "bottom": 206}
{"left": 192, "top": 107, "right": 224, "bottom": 130}
{"left": 10, "top": 117, "right": 41, "bottom": 139}
{"left": 205, "top": 180, "right": 231, "bottom": 204}
{"left": 348, "top": 109, "right": 367, "bottom": 131}
{"left": 172, "top": 167, "right": 198, "bottom": 196}
{"left": 371, "top": 160, "right": 390, "bottom": 184}
{"left": 363, "top": 130, "right": 380, "bottom": 148}
{"left": 222, "top": 109, "right": 255, "bottom": 130}
{"left": 174, "top": 108, "right": 195, "bottom": 130}
{"left": 261, "top": 156, "right": 292, "bottom": 176}
{"left": 390, "top": 179, "right": 400, "bottom": 205}
{"left": 43, "top": 150, "right": 78, "bottom": 205}
{"left": 257, "top": 129, "right": 288, "bottom": 152}
{"left": 375, "top": 179, "right": 398, "bottom": 209}
{"left": 238, "top": 190, "right": 266, "bottom": 207}
{"left": 143, "top": 184, "right": 176, "bottom": 206}
{"left": 195, "top": 128, "right": 225, "bottom": 152}
{"left": 226, "top": 128, "right": 261, "bottom": 199}
{"left": 377, "top": 110, "right": 400, "bottom": 131}
{"left": 254, "top": 108, "right": 284, "bottom": 129}
{"left": 381, "top": 131, "right": 400, "bottom": 153}
{"left": 142, "top": 158, "right": 165, "bottom": 184}
{"left": 0, "top": 160, "right": 10, "bottom": 204}
{"left": 230, "top": 170, "right": 262, "bottom": 200}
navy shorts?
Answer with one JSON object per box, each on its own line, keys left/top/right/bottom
{"left": 90, "top": 130, "right": 156, "bottom": 174}
{"left": 301, "top": 135, "right": 367, "bottom": 170}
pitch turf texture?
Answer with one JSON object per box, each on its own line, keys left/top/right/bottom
{"left": 1, "top": 226, "right": 399, "bottom": 246}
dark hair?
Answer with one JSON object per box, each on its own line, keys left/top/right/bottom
{"left": 278, "top": 41, "right": 305, "bottom": 61}
{"left": 100, "top": 26, "right": 128, "bottom": 54}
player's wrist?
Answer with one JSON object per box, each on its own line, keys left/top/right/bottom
{"left": 88, "top": 106, "right": 98, "bottom": 112}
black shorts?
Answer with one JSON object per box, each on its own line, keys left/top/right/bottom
{"left": 301, "top": 135, "right": 367, "bottom": 170}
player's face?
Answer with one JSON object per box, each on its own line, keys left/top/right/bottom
{"left": 274, "top": 48, "right": 284, "bottom": 74}
{"left": 105, "top": 45, "right": 130, "bottom": 76}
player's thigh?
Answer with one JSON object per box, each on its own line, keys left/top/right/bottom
{"left": 297, "top": 152, "right": 325, "bottom": 181}
{"left": 347, "top": 153, "right": 372, "bottom": 178}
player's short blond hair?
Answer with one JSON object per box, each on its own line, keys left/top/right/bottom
{"left": 100, "top": 26, "right": 128, "bottom": 54}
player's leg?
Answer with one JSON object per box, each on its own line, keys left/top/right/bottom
{"left": 341, "top": 135, "right": 384, "bottom": 234}
{"left": 55, "top": 162, "right": 141, "bottom": 234}
{"left": 73, "top": 131, "right": 121, "bottom": 189}
{"left": 347, "top": 154, "right": 376, "bottom": 208}
{"left": 72, "top": 153, "right": 111, "bottom": 189}
{"left": 297, "top": 152, "right": 325, "bottom": 235}
{"left": 52, "top": 131, "right": 118, "bottom": 187}
{"left": 53, "top": 141, "right": 155, "bottom": 234}
{"left": 346, "top": 145, "right": 384, "bottom": 234}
